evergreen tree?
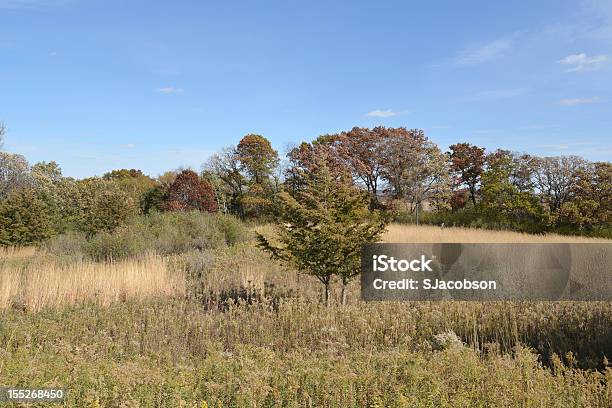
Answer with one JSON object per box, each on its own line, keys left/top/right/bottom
{"left": 257, "top": 161, "right": 387, "bottom": 305}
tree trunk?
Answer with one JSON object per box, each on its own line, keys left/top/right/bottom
{"left": 341, "top": 281, "right": 348, "bottom": 306}
{"left": 470, "top": 185, "right": 477, "bottom": 206}
{"left": 324, "top": 282, "right": 331, "bottom": 306}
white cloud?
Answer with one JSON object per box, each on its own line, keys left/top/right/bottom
{"left": 456, "top": 33, "right": 520, "bottom": 65}
{"left": 365, "top": 109, "right": 407, "bottom": 118}
{"left": 120, "top": 143, "right": 136, "bottom": 149}
{"left": 558, "top": 53, "right": 609, "bottom": 72}
{"left": 558, "top": 96, "right": 600, "bottom": 106}
{"left": 539, "top": 144, "right": 570, "bottom": 151}
{"left": 156, "top": 87, "right": 184, "bottom": 94}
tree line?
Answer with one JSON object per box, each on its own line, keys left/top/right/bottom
{"left": 0, "top": 125, "right": 610, "bottom": 247}
{"left": 203, "top": 127, "right": 610, "bottom": 236}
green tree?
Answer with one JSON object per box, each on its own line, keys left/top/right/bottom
{"left": 480, "top": 155, "right": 549, "bottom": 233}
{"left": 141, "top": 185, "right": 168, "bottom": 214}
{"left": 75, "top": 178, "right": 138, "bottom": 236}
{"left": 0, "top": 188, "right": 58, "bottom": 246}
{"left": 257, "top": 161, "right": 387, "bottom": 305}
{"left": 558, "top": 162, "right": 611, "bottom": 234}
{"left": 103, "top": 169, "right": 156, "bottom": 211}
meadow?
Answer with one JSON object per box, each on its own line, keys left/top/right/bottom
{"left": 1, "top": 221, "right": 611, "bottom": 407}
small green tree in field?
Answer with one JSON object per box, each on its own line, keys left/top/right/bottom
{"left": 257, "top": 161, "right": 387, "bottom": 305}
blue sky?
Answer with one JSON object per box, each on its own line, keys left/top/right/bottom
{"left": 1, "top": 0, "right": 611, "bottom": 178}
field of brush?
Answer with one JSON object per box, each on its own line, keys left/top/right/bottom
{"left": 1, "top": 223, "right": 611, "bottom": 407}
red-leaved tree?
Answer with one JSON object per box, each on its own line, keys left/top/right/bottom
{"left": 163, "top": 170, "right": 218, "bottom": 212}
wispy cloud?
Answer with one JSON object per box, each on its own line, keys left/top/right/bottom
{"left": 456, "top": 33, "right": 521, "bottom": 65}
{"left": 365, "top": 109, "right": 407, "bottom": 118}
{"left": 461, "top": 88, "right": 527, "bottom": 102}
{"left": 120, "top": 143, "right": 136, "bottom": 149}
{"left": 580, "top": 0, "right": 612, "bottom": 39}
{"left": 538, "top": 144, "right": 570, "bottom": 151}
{"left": 558, "top": 53, "right": 609, "bottom": 72}
{"left": 558, "top": 96, "right": 600, "bottom": 106}
{"left": 156, "top": 87, "right": 184, "bottom": 94}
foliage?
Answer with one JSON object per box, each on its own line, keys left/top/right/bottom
{"left": 532, "top": 155, "right": 588, "bottom": 213}
{"left": 0, "top": 151, "right": 32, "bottom": 200}
{"left": 257, "top": 161, "right": 387, "bottom": 305}
{"left": 0, "top": 121, "right": 5, "bottom": 149}
{"left": 47, "top": 211, "right": 247, "bottom": 261}
{"left": 74, "top": 178, "right": 139, "bottom": 236}
{"left": 235, "top": 134, "right": 279, "bottom": 185}
{"left": 162, "top": 169, "right": 217, "bottom": 213}
{"left": 141, "top": 185, "right": 168, "bottom": 214}
{"left": 449, "top": 142, "right": 486, "bottom": 206}
{"left": 205, "top": 135, "right": 280, "bottom": 218}
{"left": 0, "top": 188, "right": 58, "bottom": 246}
{"left": 480, "top": 155, "right": 550, "bottom": 233}
{"left": 558, "top": 162, "right": 611, "bottom": 234}
{"left": 103, "top": 168, "right": 157, "bottom": 210}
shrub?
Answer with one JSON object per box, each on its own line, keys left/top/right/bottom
{"left": 83, "top": 227, "right": 148, "bottom": 262}
{"left": 44, "top": 230, "right": 87, "bottom": 261}
{"left": 46, "top": 211, "right": 248, "bottom": 261}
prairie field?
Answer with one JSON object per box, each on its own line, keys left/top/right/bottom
{"left": 0, "top": 223, "right": 611, "bottom": 407}
{"left": 382, "top": 223, "right": 612, "bottom": 243}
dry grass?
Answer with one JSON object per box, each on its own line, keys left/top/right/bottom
{"left": 383, "top": 223, "right": 612, "bottom": 243}
{"left": 0, "top": 246, "right": 37, "bottom": 259}
{"left": 0, "top": 253, "right": 184, "bottom": 312}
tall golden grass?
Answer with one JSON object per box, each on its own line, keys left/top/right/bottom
{"left": 0, "top": 253, "right": 184, "bottom": 312}
{"left": 0, "top": 246, "right": 37, "bottom": 259}
{"left": 382, "top": 223, "right": 612, "bottom": 243}
{"left": 1, "top": 224, "right": 608, "bottom": 312}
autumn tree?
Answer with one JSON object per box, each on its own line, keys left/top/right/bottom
{"left": 204, "top": 147, "right": 247, "bottom": 215}
{"left": 379, "top": 128, "right": 430, "bottom": 200}
{"left": 397, "top": 142, "right": 451, "bottom": 220}
{"left": 318, "top": 127, "right": 389, "bottom": 208}
{"left": 163, "top": 169, "right": 217, "bottom": 213}
{"left": 0, "top": 152, "right": 32, "bottom": 200}
{"left": 449, "top": 143, "right": 486, "bottom": 206}
{"left": 0, "top": 121, "right": 6, "bottom": 150}
{"left": 204, "top": 135, "right": 279, "bottom": 218}
{"left": 532, "top": 155, "right": 588, "bottom": 215}
{"left": 285, "top": 140, "right": 349, "bottom": 196}
{"left": 236, "top": 134, "right": 279, "bottom": 185}
{"left": 257, "top": 160, "right": 387, "bottom": 306}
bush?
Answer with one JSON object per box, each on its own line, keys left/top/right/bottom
{"left": 83, "top": 228, "right": 148, "bottom": 262}
{"left": 46, "top": 211, "right": 248, "bottom": 261}
{"left": 44, "top": 230, "right": 87, "bottom": 261}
